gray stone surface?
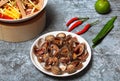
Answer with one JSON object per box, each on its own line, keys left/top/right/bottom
{"left": 0, "top": 0, "right": 120, "bottom": 81}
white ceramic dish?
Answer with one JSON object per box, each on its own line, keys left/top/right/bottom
{"left": 30, "top": 31, "right": 91, "bottom": 77}
{"left": 0, "top": 0, "right": 48, "bottom": 23}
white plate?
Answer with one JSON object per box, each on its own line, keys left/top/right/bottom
{"left": 30, "top": 31, "right": 91, "bottom": 77}
{"left": 0, "top": 0, "right": 48, "bottom": 23}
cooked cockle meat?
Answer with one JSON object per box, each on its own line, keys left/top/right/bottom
{"left": 70, "top": 61, "right": 80, "bottom": 67}
{"left": 33, "top": 46, "right": 44, "bottom": 57}
{"left": 35, "top": 38, "right": 43, "bottom": 48}
{"left": 59, "top": 57, "right": 70, "bottom": 64}
{"left": 70, "top": 61, "right": 83, "bottom": 70}
{"left": 66, "top": 64, "right": 76, "bottom": 74}
{"left": 56, "top": 33, "right": 66, "bottom": 38}
{"left": 59, "top": 64, "right": 67, "bottom": 72}
{"left": 37, "top": 56, "right": 44, "bottom": 63}
{"left": 78, "top": 50, "right": 89, "bottom": 62}
{"left": 65, "top": 35, "right": 72, "bottom": 41}
{"left": 76, "top": 62, "right": 83, "bottom": 70}
{"left": 42, "top": 53, "right": 49, "bottom": 62}
{"left": 52, "top": 57, "right": 59, "bottom": 66}
{"left": 45, "top": 35, "right": 55, "bottom": 41}
{"left": 37, "top": 53, "right": 49, "bottom": 63}
{"left": 38, "top": 41, "right": 50, "bottom": 54}
{"left": 71, "top": 37, "right": 78, "bottom": 42}
{"left": 50, "top": 44, "right": 59, "bottom": 57}
{"left": 66, "top": 37, "right": 78, "bottom": 52}
{"left": 41, "top": 41, "right": 49, "bottom": 49}
{"left": 72, "top": 53, "right": 77, "bottom": 60}
{"left": 52, "top": 37, "right": 63, "bottom": 47}
{"left": 45, "top": 57, "right": 59, "bottom": 66}
{"left": 51, "top": 66, "right": 62, "bottom": 75}
{"left": 78, "top": 43, "right": 86, "bottom": 56}
{"left": 44, "top": 64, "right": 52, "bottom": 71}
{"left": 34, "top": 47, "right": 47, "bottom": 57}
{"left": 68, "top": 37, "right": 78, "bottom": 45}
{"left": 45, "top": 57, "right": 53, "bottom": 65}
{"left": 73, "top": 43, "right": 86, "bottom": 56}
{"left": 68, "top": 37, "right": 80, "bottom": 51}
{"left": 60, "top": 45, "right": 70, "bottom": 57}
{"left": 33, "top": 45, "right": 39, "bottom": 55}
{"left": 74, "top": 44, "right": 81, "bottom": 53}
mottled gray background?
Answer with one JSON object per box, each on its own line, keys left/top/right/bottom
{"left": 0, "top": 0, "right": 120, "bottom": 81}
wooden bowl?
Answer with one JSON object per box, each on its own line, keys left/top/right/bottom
{"left": 0, "top": 10, "right": 46, "bottom": 42}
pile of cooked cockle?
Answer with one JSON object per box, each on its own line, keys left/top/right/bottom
{"left": 33, "top": 33, "right": 89, "bottom": 75}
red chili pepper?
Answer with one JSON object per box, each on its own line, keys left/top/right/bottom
{"left": 68, "top": 20, "right": 83, "bottom": 32}
{"left": 76, "top": 20, "right": 99, "bottom": 35}
{"left": 66, "top": 17, "right": 79, "bottom": 26}
{"left": 0, "top": 13, "right": 13, "bottom": 19}
{"left": 68, "top": 18, "right": 89, "bottom": 32}
{"left": 3, "top": 15, "right": 13, "bottom": 19}
{"left": 66, "top": 17, "right": 89, "bottom": 27}
{"left": 0, "top": 13, "right": 3, "bottom": 18}
{"left": 76, "top": 24, "right": 91, "bottom": 35}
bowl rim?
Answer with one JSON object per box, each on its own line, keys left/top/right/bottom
{"left": 0, "top": 0, "right": 48, "bottom": 23}
{"left": 30, "top": 31, "right": 92, "bottom": 77}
